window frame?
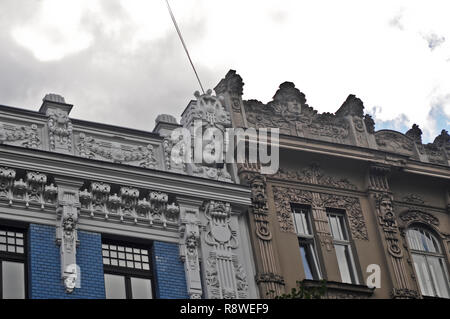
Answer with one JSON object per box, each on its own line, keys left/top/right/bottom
{"left": 406, "top": 226, "right": 450, "bottom": 299}
{"left": 102, "top": 237, "right": 155, "bottom": 299}
{"left": 0, "top": 223, "right": 28, "bottom": 299}
{"left": 292, "top": 204, "right": 322, "bottom": 280}
{"left": 326, "top": 209, "right": 360, "bottom": 285}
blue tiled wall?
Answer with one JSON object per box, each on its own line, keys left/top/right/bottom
{"left": 153, "top": 241, "right": 189, "bottom": 299}
{"left": 28, "top": 224, "right": 105, "bottom": 299}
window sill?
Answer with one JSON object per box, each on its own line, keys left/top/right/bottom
{"left": 302, "top": 279, "right": 375, "bottom": 299}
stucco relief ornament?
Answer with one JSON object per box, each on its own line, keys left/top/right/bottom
{"left": 400, "top": 210, "right": 439, "bottom": 227}
{"left": 26, "top": 172, "right": 48, "bottom": 209}
{"left": 48, "top": 109, "right": 73, "bottom": 152}
{"left": 0, "top": 167, "right": 16, "bottom": 204}
{"left": 376, "top": 193, "right": 403, "bottom": 258}
{"left": 77, "top": 133, "right": 158, "bottom": 169}
{"left": 204, "top": 201, "right": 237, "bottom": 248}
{"left": 0, "top": 123, "right": 41, "bottom": 149}
{"left": 192, "top": 90, "right": 231, "bottom": 128}
{"left": 56, "top": 189, "right": 80, "bottom": 294}
{"left": 185, "top": 232, "right": 199, "bottom": 271}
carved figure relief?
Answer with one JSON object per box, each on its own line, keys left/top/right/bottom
{"left": 0, "top": 123, "right": 41, "bottom": 149}
{"left": 238, "top": 166, "right": 285, "bottom": 297}
{"left": 375, "top": 131, "right": 414, "bottom": 156}
{"left": 179, "top": 208, "right": 202, "bottom": 299}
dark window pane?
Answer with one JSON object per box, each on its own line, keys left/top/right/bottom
{"left": 131, "top": 277, "right": 152, "bottom": 299}
{"left": 2, "top": 261, "right": 25, "bottom": 299}
{"left": 104, "top": 274, "right": 126, "bottom": 299}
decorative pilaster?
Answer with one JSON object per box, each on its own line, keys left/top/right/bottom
{"left": 368, "top": 164, "right": 419, "bottom": 299}
{"left": 178, "top": 197, "right": 203, "bottom": 299}
{"left": 239, "top": 166, "right": 285, "bottom": 298}
{"left": 202, "top": 200, "right": 249, "bottom": 299}
{"left": 55, "top": 177, "right": 83, "bottom": 294}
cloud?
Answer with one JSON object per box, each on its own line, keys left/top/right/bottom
{"left": 422, "top": 32, "right": 446, "bottom": 51}
{"left": 0, "top": 0, "right": 449, "bottom": 144}
{"left": 389, "top": 11, "right": 405, "bottom": 30}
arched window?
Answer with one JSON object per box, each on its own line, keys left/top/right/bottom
{"left": 406, "top": 227, "right": 450, "bottom": 298}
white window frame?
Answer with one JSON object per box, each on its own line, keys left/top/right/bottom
{"left": 327, "top": 210, "right": 359, "bottom": 285}
{"left": 407, "top": 227, "right": 450, "bottom": 298}
{"left": 292, "top": 205, "right": 322, "bottom": 280}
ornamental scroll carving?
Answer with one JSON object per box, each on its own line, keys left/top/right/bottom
{"left": 202, "top": 201, "right": 248, "bottom": 299}
{"left": 77, "top": 133, "right": 158, "bottom": 169}
{"left": 272, "top": 186, "right": 368, "bottom": 241}
{"left": 270, "top": 164, "right": 357, "bottom": 190}
{"left": 399, "top": 210, "right": 439, "bottom": 227}
{"left": 79, "top": 182, "right": 179, "bottom": 227}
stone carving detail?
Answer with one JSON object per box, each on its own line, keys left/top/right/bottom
{"left": 77, "top": 133, "right": 158, "bottom": 169}
{"left": 364, "top": 114, "right": 375, "bottom": 134}
{"left": 371, "top": 189, "right": 418, "bottom": 298}
{"left": 0, "top": 167, "right": 16, "bottom": 204}
{"left": 178, "top": 90, "right": 233, "bottom": 182}
{"left": 375, "top": 131, "right": 414, "bottom": 156}
{"left": 391, "top": 288, "right": 419, "bottom": 299}
{"left": 405, "top": 124, "right": 422, "bottom": 143}
{"left": 271, "top": 164, "right": 357, "bottom": 190}
{"left": 48, "top": 109, "right": 73, "bottom": 153}
{"left": 399, "top": 210, "right": 439, "bottom": 227}
{"left": 272, "top": 186, "right": 368, "bottom": 241}
{"left": 180, "top": 209, "right": 202, "bottom": 299}
{"left": 163, "top": 135, "right": 186, "bottom": 173}
{"left": 375, "top": 193, "right": 403, "bottom": 258}
{"left": 0, "top": 123, "right": 41, "bottom": 149}
{"left": 400, "top": 194, "right": 425, "bottom": 205}
{"left": 244, "top": 82, "right": 314, "bottom": 135}
{"left": 238, "top": 164, "right": 285, "bottom": 297}
{"left": 214, "top": 70, "right": 244, "bottom": 98}
{"left": 203, "top": 200, "right": 248, "bottom": 299}
{"left": 321, "top": 193, "right": 369, "bottom": 241}
{"left": 303, "top": 113, "right": 350, "bottom": 143}
{"left": 79, "top": 182, "right": 179, "bottom": 227}
{"left": 0, "top": 169, "right": 58, "bottom": 209}
{"left": 56, "top": 187, "right": 80, "bottom": 293}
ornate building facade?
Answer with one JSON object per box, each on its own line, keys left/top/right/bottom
{"left": 215, "top": 70, "right": 450, "bottom": 299}
{"left": 0, "top": 70, "right": 448, "bottom": 299}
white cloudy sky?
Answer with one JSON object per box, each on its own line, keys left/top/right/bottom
{"left": 0, "top": 0, "right": 449, "bottom": 142}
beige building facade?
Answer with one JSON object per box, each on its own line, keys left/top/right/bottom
{"left": 216, "top": 70, "right": 450, "bottom": 299}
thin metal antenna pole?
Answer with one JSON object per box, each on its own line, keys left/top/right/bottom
{"left": 165, "top": 0, "right": 205, "bottom": 94}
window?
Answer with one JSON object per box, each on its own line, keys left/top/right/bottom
{"left": 0, "top": 226, "right": 27, "bottom": 299}
{"left": 407, "top": 227, "right": 450, "bottom": 298}
{"left": 102, "top": 240, "right": 153, "bottom": 299}
{"left": 327, "top": 210, "right": 358, "bottom": 284}
{"left": 292, "top": 205, "right": 321, "bottom": 280}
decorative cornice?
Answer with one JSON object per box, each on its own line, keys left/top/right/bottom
{"left": 270, "top": 164, "right": 358, "bottom": 191}
{"left": 399, "top": 210, "right": 439, "bottom": 227}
